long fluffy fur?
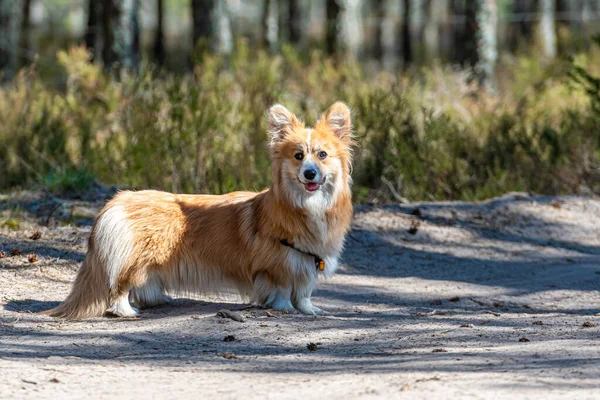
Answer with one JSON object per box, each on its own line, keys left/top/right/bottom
{"left": 43, "top": 251, "right": 110, "bottom": 319}
{"left": 45, "top": 102, "right": 354, "bottom": 319}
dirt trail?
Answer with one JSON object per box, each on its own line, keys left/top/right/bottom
{"left": 1, "top": 192, "right": 599, "bottom": 399}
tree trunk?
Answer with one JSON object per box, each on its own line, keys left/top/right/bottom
{"left": 213, "top": 0, "right": 232, "bottom": 55}
{"left": 191, "top": 0, "right": 231, "bottom": 57}
{"left": 263, "top": 0, "right": 278, "bottom": 52}
{"left": 434, "top": 0, "right": 452, "bottom": 61}
{"left": 192, "top": 0, "right": 214, "bottom": 54}
{"left": 120, "top": 0, "right": 140, "bottom": 71}
{"left": 85, "top": 0, "right": 99, "bottom": 61}
{"left": 214, "top": 0, "right": 233, "bottom": 54}
{"left": 380, "top": 0, "right": 400, "bottom": 70}
{"left": 340, "top": 0, "right": 363, "bottom": 59}
{"left": 288, "top": 0, "right": 301, "bottom": 44}
{"left": 538, "top": 0, "right": 556, "bottom": 59}
{"left": 409, "top": 0, "right": 424, "bottom": 61}
{"left": 373, "top": 0, "right": 385, "bottom": 61}
{"left": 512, "top": 0, "right": 535, "bottom": 50}
{"left": 423, "top": 0, "right": 441, "bottom": 60}
{"left": 153, "top": 0, "right": 165, "bottom": 65}
{"left": 18, "top": 0, "right": 31, "bottom": 68}
{"left": 0, "top": 0, "right": 18, "bottom": 80}
{"left": 465, "top": 0, "right": 498, "bottom": 93}
{"left": 555, "top": 0, "right": 576, "bottom": 53}
{"left": 325, "top": 0, "right": 341, "bottom": 55}
{"left": 100, "top": 0, "right": 116, "bottom": 67}
{"left": 450, "top": 0, "right": 465, "bottom": 63}
{"left": 101, "top": 0, "right": 140, "bottom": 72}
{"left": 580, "top": 0, "right": 595, "bottom": 41}
{"left": 401, "top": 0, "right": 412, "bottom": 65}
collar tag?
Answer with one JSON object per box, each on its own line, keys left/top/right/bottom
{"left": 317, "top": 259, "right": 325, "bottom": 271}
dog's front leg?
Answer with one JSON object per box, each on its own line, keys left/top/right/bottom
{"left": 292, "top": 277, "right": 325, "bottom": 315}
{"left": 271, "top": 286, "right": 295, "bottom": 312}
{"left": 252, "top": 272, "right": 294, "bottom": 312}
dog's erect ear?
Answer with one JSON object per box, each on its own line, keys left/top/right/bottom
{"left": 318, "top": 102, "right": 352, "bottom": 143}
{"left": 267, "top": 104, "right": 299, "bottom": 144}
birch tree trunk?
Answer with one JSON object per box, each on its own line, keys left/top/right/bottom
{"left": 339, "top": 0, "right": 363, "bottom": 59}
{"left": 213, "top": 0, "right": 232, "bottom": 55}
{"left": 382, "top": 0, "right": 400, "bottom": 69}
{"left": 465, "top": 0, "right": 498, "bottom": 93}
{"left": 192, "top": 0, "right": 231, "bottom": 56}
{"left": 263, "top": 0, "right": 279, "bottom": 52}
{"left": 117, "top": 0, "right": 140, "bottom": 71}
{"left": 538, "top": 0, "right": 556, "bottom": 59}
{"left": 424, "top": 0, "right": 450, "bottom": 60}
{"left": 374, "top": 0, "right": 399, "bottom": 69}
{"left": 101, "top": 0, "right": 140, "bottom": 72}
{"left": 409, "top": 0, "right": 424, "bottom": 61}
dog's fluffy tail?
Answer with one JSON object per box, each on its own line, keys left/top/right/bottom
{"left": 42, "top": 253, "right": 109, "bottom": 319}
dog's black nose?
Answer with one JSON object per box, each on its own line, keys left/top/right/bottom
{"left": 304, "top": 169, "right": 317, "bottom": 181}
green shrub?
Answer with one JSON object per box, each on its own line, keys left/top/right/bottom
{"left": 0, "top": 42, "right": 599, "bottom": 202}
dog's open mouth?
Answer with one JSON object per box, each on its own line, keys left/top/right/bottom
{"left": 304, "top": 182, "right": 319, "bottom": 191}
{"left": 298, "top": 177, "right": 326, "bottom": 192}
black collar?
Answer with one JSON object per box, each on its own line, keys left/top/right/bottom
{"left": 279, "top": 239, "right": 325, "bottom": 271}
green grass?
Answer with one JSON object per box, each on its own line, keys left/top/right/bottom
{"left": 0, "top": 42, "right": 599, "bottom": 202}
{"left": 42, "top": 168, "right": 97, "bottom": 194}
{"left": 2, "top": 218, "right": 21, "bottom": 230}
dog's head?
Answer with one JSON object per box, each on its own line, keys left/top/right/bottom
{"left": 267, "top": 102, "right": 353, "bottom": 211}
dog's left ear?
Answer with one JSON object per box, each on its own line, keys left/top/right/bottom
{"left": 267, "top": 104, "right": 299, "bottom": 144}
{"left": 317, "top": 102, "right": 352, "bottom": 143}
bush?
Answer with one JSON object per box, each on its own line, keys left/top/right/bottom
{"left": 0, "top": 42, "right": 599, "bottom": 202}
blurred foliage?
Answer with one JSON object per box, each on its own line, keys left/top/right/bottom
{"left": 1, "top": 41, "right": 600, "bottom": 203}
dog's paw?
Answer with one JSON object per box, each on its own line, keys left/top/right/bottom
{"left": 108, "top": 300, "right": 140, "bottom": 317}
{"left": 295, "top": 299, "right": 326, "bottom": 315}
{"left": 309, "top": 306, "right": 328, "bottom": 315}
{"left": 272, "top": 298, "right": 295, "bottom": 312}
{"left": 313, "top": 306, "right": 329, "bottom": 315}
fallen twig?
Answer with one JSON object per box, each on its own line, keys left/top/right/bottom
{"left": 216, "top": 309, "right": 245, "bottom": 322}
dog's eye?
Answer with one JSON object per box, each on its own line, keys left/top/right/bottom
{"left": 294, "top": 152, "right": 304, "bottom": 160}
{"left": 317, "top": 151, "right": 328, "bottom": 160}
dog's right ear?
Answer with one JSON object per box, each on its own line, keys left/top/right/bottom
{"left": 267, "top": 104, "right": 299, "bottom": 144}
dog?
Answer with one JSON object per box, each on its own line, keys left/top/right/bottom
{"left": 45, "top": 102, "right": 354, "bottom": 319}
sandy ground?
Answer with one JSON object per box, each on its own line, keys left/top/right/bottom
{"left": 1, "top": 191, "right": 599, "bottom": 399}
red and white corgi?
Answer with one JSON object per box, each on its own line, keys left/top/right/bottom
{"left": 46, "top": 102, "right": 354, "bottom": 319}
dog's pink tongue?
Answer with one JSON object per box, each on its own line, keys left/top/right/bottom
{"left": 305, "top": 182, "right": 319, "bottom": 191}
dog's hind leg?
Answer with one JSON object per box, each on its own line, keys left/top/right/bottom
{"left": 252, "top": 273, "right": 296, "bottom": 312}
{"left": 130, "top": 274, "right": 172, "bottom": 308}
{"left": 106, "top": 263, "right": 149, "bottom": 317}
{"left": 107, "top": 292, "right": 139, "bottom": 317}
